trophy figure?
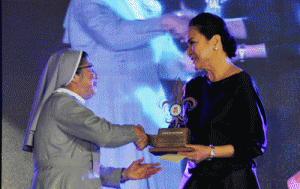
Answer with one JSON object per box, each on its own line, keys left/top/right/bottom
{"left": 149, "top": 78, "right": 197, "bottom": 155}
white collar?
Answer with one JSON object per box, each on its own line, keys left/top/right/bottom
{"left": 55, "top": 88, "right": 85, "bottom": 104}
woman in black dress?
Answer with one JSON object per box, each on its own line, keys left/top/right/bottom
{"left": 177, "top": 12, "right": 267, "bottom": 189}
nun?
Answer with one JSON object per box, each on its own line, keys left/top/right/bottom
{"left": 23, "top": 49, "right": 161, "bottom": 189}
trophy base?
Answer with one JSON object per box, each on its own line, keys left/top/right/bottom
{"left": 149, "top": 147, "right": 194, "bottom": 156}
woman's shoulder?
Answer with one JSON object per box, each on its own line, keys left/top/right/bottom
{"left": 232, "top": 71, "right": 262, "bottom": 98}
{"left": 235, "top": 71, "right": 256, "bottom": 88}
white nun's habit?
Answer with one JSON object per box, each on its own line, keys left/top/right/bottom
{"left": 23, "top": 49, "right": 139, "bottom": 188}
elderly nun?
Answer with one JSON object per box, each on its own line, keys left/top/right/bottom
{"left": 23, "top": 49, "right": 161, "bottom": 189}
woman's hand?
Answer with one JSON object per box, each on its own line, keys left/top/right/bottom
{"left": 178, "top": 145, "right": 235, "bottom": 164}
{"left": 147, "top": 134, "right": 158, "bottom": 147}
{"left": 177, "top": 144, "right": 211, "bottom": 164}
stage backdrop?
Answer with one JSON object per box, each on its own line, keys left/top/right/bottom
{"left": 2, "top": 0, "right": 300, "bottom": 188}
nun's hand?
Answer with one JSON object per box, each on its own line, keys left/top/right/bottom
{"left": 122, "top": 157, "right": 162, "bottom": 181}
{"left": 133, "top": 125, "right": 148, "bottom": 151}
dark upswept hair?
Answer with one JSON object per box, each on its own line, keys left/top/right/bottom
{"left": 189, "top": 12, "right": 237, "bottom": 58}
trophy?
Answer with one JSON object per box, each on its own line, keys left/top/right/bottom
{"left": 149, "top": 78, "right": 197, "bottom": 156}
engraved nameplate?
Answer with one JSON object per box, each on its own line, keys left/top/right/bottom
{"left": 149, "top": 128, "right": 194, "bottom": 155}
{"left": 156, "top": 128, "right": 190, "bottom": 148}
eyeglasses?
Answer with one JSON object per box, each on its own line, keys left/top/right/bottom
{"left": 77, "top": 65, "right": 93, "bottom": 69}
{"left": 76, "top": 65, "right": 96, "bottom": 74}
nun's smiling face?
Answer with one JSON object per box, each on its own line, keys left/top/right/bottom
{"left": 76, "top": 58, "right": 98, "bottom": 99}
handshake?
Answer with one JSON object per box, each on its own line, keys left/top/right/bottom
{"left": 133, "top": 125, "right": 156, "bottom": 151}
{"left": 118, "top": 125, "right": 160, "bottom": 182}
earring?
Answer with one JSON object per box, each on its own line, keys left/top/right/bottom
{"left": 214, "top": 47, "right": 218, "bottom": 51}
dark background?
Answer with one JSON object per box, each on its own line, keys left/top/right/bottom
{"left": 2, "top": 0, "right": 300, "bottom": 188}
